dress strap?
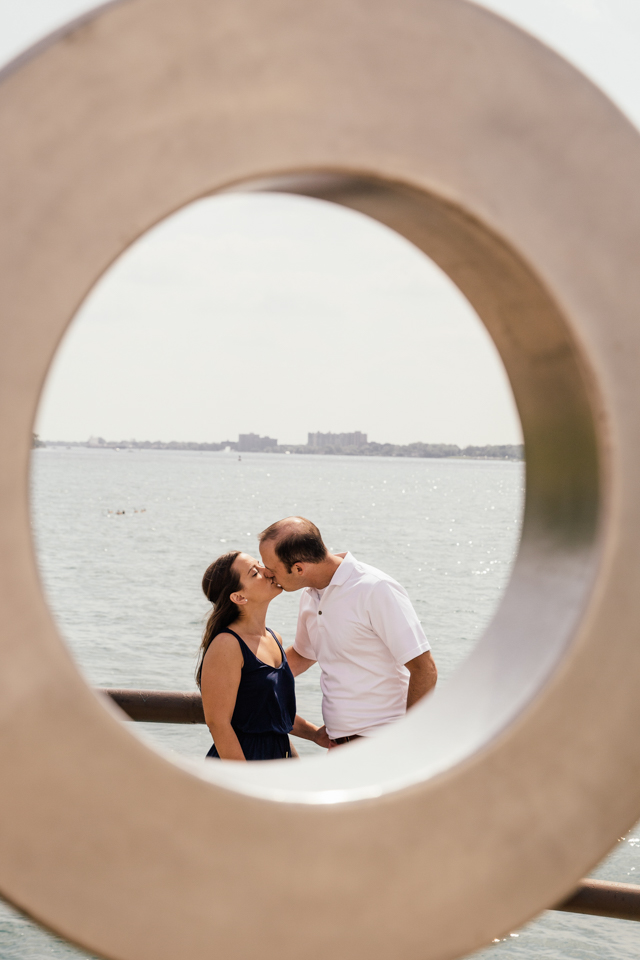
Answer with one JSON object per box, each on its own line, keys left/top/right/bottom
{"left": 218, "top": 628, "right": 284, "bottom": 667}
{"left": 266, "top": 627, "right": 285, "bottom": 656}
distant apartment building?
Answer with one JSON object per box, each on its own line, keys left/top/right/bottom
{"left": 237, "top": 433, "right": 278, "bottom": 451}
{"left": 307, "top": 431, "right": 367, "bottom": 448}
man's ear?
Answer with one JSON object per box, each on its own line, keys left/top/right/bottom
{"left": 230, "top": 592, "right": 247, "bottom": 605}
{"left": 292, "top": 563, "right": 305, "bottom": 577}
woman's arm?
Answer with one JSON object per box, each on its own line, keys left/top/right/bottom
{"left": 291, "top": 715, "right": 331, "bottom": 749}
{"left": 200, "top": 633, "right": 246, "bottom": 761}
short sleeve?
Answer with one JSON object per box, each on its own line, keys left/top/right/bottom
{"left": 293, "top": 592, "right": 316, "bottom": 660}
{"left": 367, "top": 579, "right": 430, "bottom": 665}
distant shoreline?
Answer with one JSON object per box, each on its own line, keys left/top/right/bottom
{"left": 38, "top": 439, "right": 524, "bottom": 461}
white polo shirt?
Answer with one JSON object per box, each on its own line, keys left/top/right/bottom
{"left": 293, "top": 552, "right": 430, "bottom": 738}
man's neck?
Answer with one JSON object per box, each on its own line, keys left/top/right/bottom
{"left": 306, "top": 553, "right": 343, "bottom": 590}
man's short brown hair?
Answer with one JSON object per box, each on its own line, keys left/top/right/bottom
{"left": 259, "top": 517, "right": 328, "bottom": 572}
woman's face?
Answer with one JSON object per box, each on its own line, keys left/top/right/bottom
{"left": 233, "top": 553, "right": 283, "bottom": 604}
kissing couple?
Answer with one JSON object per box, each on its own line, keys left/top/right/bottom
{"left": 196, "top": 517, "right": 437, "bottom": 761}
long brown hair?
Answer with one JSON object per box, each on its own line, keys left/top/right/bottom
{"left": 196, "top": 550, "right": 241, "bottom": 689}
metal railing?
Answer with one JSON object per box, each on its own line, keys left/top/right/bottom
{"left": 100, "top": 688, "right": 640, "bottom": 923}
{"left": 102, "top": 688, "right": 205, "bottom": 724}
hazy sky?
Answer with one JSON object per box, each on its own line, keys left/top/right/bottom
{"left": 3, "top": 1, "right": 639, "bottom": 445}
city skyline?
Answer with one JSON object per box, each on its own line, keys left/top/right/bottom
{"left": 39, "top": 431, "right": 524, "bottom": 461}
{"left": 34, "top": 191, "right": 522, "bottom": 448}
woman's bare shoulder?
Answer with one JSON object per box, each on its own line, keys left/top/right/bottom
{"left": 203, "top": 631, "right": 243, "bottom": 663}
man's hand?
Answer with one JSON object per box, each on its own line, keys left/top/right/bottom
{"left": 313, "top": 725, "right": 332, "bottom": 749}
{"left": 405, "top": 650, "right": 437, "bottom": 709}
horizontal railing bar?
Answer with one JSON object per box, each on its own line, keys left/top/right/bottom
{"left": 554, "top": 878, "right": 640, "bottom": 922}
{"left": 98, "top": 688, "right": 640, "bottom": 923}
{"left": 100, "top": 688, "right": 205, "bottom": 724}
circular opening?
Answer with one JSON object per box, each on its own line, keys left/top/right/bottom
{"left": 31, "top": 171, "right": 600, "bottom": 804}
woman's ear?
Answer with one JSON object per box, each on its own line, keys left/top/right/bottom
{"left": 230, "top": 592, "right": 248, "bottom": 606}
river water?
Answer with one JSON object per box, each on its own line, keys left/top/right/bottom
{"left": 2, "top": 448, "right": 637, "bottom": 958}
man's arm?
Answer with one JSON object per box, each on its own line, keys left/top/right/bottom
{"left": 290, "top": 714, "right": 331, "bottom": 748}
{"left": 405, "top": 650, "right": 437, "bottom": 709}
{"left": 367, "top": 580, "right": 436, "bottom": 709}
{"left": 285, "top": 645, "right": 316, "bottom": 677}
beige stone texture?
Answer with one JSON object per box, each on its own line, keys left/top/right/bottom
{"left": 0, "top": 1, "right": 640, "bottom": 959}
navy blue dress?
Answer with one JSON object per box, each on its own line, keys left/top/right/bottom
{"left": 206, "top": 627, "right": 296, "bottom": 761}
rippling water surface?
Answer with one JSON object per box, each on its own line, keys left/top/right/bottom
{"left": 2, "top": 448, "right": 637, "bottom": 959}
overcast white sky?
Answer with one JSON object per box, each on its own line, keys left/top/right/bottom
{"left": 3, "top": 1, "right": 639, "bottom": 445}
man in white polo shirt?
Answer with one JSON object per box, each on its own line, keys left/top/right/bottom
{"left": 259, "top": 517, "right": 437, "bottom": 745}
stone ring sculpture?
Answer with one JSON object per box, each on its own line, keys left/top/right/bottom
{"left": 1, "top": 1, "right": 640, "bottom": 958}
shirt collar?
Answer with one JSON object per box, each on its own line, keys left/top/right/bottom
{"left": 328, "top": 551, "right": 357, "bottom": 588}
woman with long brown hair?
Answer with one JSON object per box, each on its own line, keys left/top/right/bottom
{"left": 197, "top": 550, "right": 330, "bottom": 760}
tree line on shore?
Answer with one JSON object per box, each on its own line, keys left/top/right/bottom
{"left": 291, "top": 442, "right": 524, "bottom": 460}
{"left": 40, "top": 436, "right": 524, "bottom": 460}
{"left": 285, "top": 441, "right": 523, "bottom": 460}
